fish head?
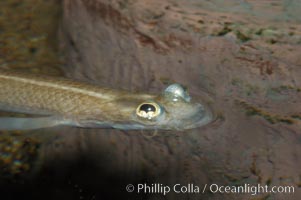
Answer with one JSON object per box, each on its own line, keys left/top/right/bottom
{"left": 128, "top": 83, "right": 214, "bottom": 130}
{"left": 75, "top": 83, "right": 214, "bottom": 131}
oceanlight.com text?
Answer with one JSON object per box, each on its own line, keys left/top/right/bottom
{"left": 125, "top": 183, "right": 295, "bottom": 196}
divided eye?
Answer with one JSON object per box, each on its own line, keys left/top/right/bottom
{"left": 164, "top": 83, "right": 191, "bottom": 102}
{"left": 136, "top": 102, "right": 161, "bottom": 119}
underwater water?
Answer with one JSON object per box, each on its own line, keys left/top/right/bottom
{"left": 0, "top": 0, "right": 300, "bottom": 200}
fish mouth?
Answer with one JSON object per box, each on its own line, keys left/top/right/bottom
{"left": 175, "top": 104, "right": 214, "bottom": 130}
{"left": 188, "top": 111, "right": 213, "bottom": 129}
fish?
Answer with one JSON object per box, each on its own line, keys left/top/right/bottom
{"left": 0, "top": 69, "right": 213, "bottom": 131}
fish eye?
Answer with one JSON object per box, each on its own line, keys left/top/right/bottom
{"left": 136, "top": 102, "right": 161, "bottom": 120}
{"left": 164, "top": 83, "right": 191, "bottom": 102}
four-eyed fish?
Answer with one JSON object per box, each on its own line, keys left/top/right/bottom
{"left": 0, "top": 70, "right": 213, "bottom": 131}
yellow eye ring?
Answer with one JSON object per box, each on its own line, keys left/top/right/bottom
{"left": 136, "top": 102, "right": 161, "bottom": 120}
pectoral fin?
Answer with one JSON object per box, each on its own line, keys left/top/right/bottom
{"left": 0, "top": 116, "right": 62, "bottom": 130}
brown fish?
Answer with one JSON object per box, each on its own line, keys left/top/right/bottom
{"left": 0, "top": 70, "right": 213, "bottom": 130}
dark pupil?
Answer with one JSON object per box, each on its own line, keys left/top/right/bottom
{"left": 140, "top": 104, "right": 156, "bottom": 113}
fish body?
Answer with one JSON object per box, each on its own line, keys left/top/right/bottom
{"left": 0, "top": 70, "right": 213, "bottom": 130}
